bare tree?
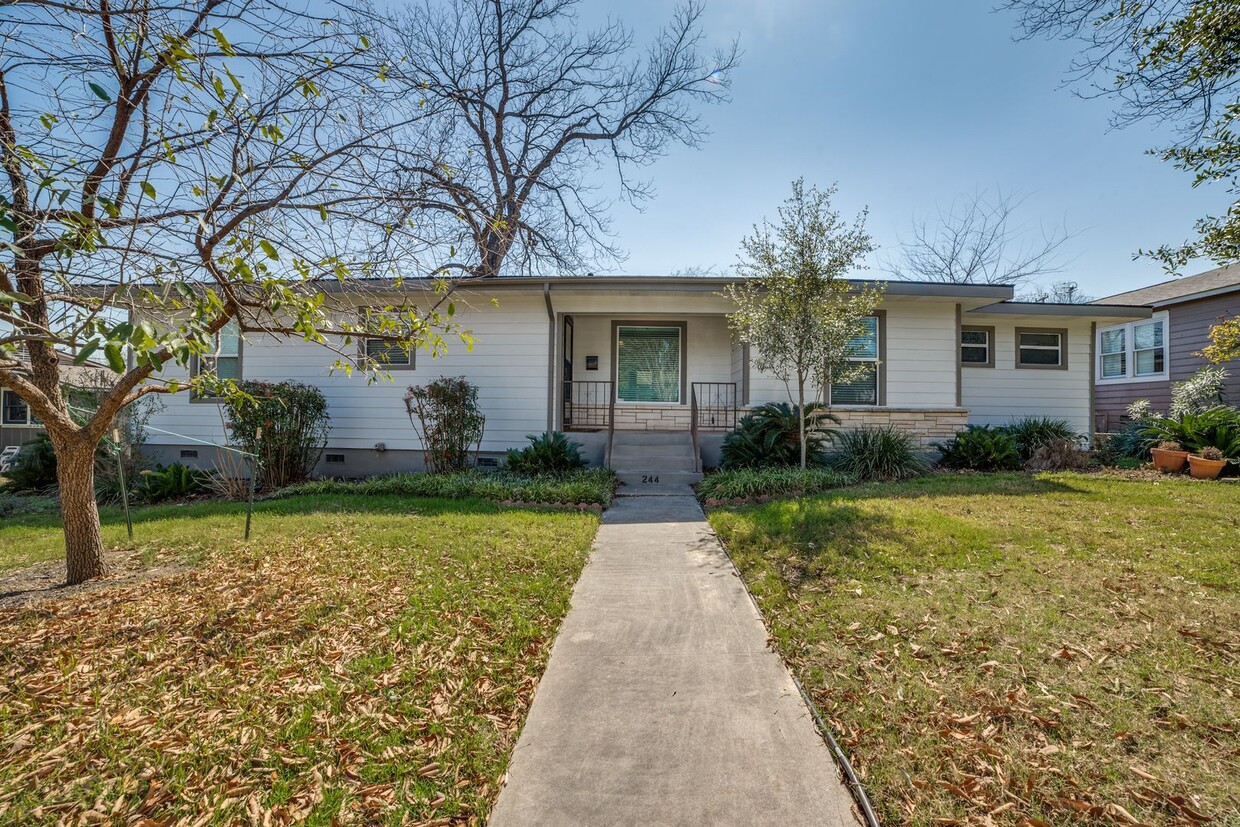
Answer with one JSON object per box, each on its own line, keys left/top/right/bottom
{"left": 1018, "top": 280, "right": 1094, "bottom": 303}
{"left": 377, "top": 0, "right": 740, "bottom": 278}
{"left": 0, "top": 0, "right": 462, "bottom": 584}
{"left": 885, "top": 189, "right": 1075, "bottom": 289}
{"left": 1002, "top": 0, "right": 1240, "bottom": 267}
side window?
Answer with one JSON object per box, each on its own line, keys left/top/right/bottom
{"left": 960, "top": 326, "right": 993, "bottom": 368}
{"left": 192, "top": 320, "right": 242, "bottom": 395}
{"left": 1016, "top": 328, "right": 1066, "bottom": 369}
{"left": 2, "top": 389, "right": 32, "bottom": 425}
{"left": 360, "top": 310, "right": 415, "bottom": 369}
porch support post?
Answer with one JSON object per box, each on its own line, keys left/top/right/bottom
{"left": 543, "top": 283, "right": 556, "bottom": 434}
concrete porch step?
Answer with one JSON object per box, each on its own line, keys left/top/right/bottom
{"left": 615, "top": 470, "right": 703, "bottom": 489}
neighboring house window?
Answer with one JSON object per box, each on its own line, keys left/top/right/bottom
{"left": 1015, "top": 328, "right": 1067, "bottom": 370}
{"left": 960, "top": 326, "right": 994, "bottom": 368}
{"left": 616, "top": 325, "right": 681, "bottom": 403}
{"left": 830, "top": 316, "right": 879, "bottom": 405}
{"left": 1097, "top": 315, "right": 1167, "bottom": 382}
{"left": 192, "top": 320, "right": 242, "bottom": 395}
{"left": 360, "top": 310, "right": 415, "bottom": 369}
{"left": 2, "top": 389, "right": 34, "bottom": 425}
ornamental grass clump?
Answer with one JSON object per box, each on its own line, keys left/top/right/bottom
{"left": 830, "top": 425, "right": 927, "bottom": 481}
{"left": 697, "top": 466, "right": 853, "bottom": 502}
{"left": 224, "top": 380, "right": 331, "bottom": 490}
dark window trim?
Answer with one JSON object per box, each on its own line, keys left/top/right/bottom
{"left": 1015, "top": 326, "right": 1068, "bottom": 371}
{"left": 357, "top": 310, "right": 417, "bottom": 371}
{"left": 2, "top": 388, "right": 34, "bottom": 425}
{"left": 610, "top": 320, "right": 688, "bottom": 405}
{"left": 960, "top": 324, "right": 996, "bottom": 369}
{"left": 827, "top": 310, "right": 886, "bottom": 406}
{"left": 190, "top": 322, "right": 245, "bottom": 403}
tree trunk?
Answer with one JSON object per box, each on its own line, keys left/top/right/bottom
{"left": 53, "top": 434, "right": 108, "bottom": 585}
{"left": 797, "top": 377, "right": 807, "bottom": 470}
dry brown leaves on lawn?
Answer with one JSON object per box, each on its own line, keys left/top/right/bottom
{"left": 0, "top": 513, "right": 594, "bottom": 826}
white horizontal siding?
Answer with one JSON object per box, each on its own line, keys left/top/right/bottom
{"left": 747, "top": 297, "right": 961, "bottom": 409}
{"left": 962, "top": 317, "right": 1093, "bottom": 436}
{"left": 143, "top": 292, "right": 550, "bottom": 454}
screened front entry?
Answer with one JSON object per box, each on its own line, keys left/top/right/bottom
{"left": 616, "top": 326, "right": 682, "bottom": 403}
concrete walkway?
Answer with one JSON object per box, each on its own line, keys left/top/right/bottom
{"left": 488, "top": 490, "right": 860, "bottom": 827}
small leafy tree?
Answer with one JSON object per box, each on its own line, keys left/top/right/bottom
{"left": 1169, "top": 367, "right": 1229, "bottom": 418}
{"left": 224, "top": 381, "right": 331, "bottom": 490}
{"left": 404, "top": 377, "right": 486, "bottom": 473}
{"left": 726, "top": 180, "right": 883, "bottom": 468}
{"left": 1203, "top": 317, "right": 1240, "bottom": 364}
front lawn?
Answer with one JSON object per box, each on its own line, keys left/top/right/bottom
{"left": 0, "top": 495, "right": 599, "bottom": 825}
{"left": 709, "top": 473, "right": 1239, "bottom": 826}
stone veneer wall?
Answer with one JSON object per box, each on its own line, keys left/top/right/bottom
{"left": 829, "top": 408, "right": 969, "bottom": 448}
{"left": 598, "top": 405, "right": 969, "bottom": 447}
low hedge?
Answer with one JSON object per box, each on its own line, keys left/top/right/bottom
{"left": 273, "top": 468, "right": 617, "bottom": 507}
{"left": 697, "top": 467, "right": 854, "bottom": 503}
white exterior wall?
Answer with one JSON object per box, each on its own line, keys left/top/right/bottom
{"left": 746, "top": 297, "right": 962, "bottom": 410}
{"left": 961, "top": 315, "right": 1094, "bottom": 437}
{"left": 142, "top": 289, "right": 551, "bottom": 456}
{"left": 565, "top": 314, "right": 732, "bottom": 392}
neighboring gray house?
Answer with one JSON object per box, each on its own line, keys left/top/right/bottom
{"left": 1092, "top": 265, "right": 1240, "bottom": 431}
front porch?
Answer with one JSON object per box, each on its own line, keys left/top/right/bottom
{"left": 553, "top": 313, "right": 742, "bottom": 470}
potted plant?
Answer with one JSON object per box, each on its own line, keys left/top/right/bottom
{"left": 1150, "top": 440, "right": 1189, "bottom": 473}
{"left": 1188, "top": 446, "right": 1228, "bottom": 480}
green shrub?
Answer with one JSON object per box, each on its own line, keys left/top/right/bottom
{"left": 404, "top": 377, "right": 486, "bottom": 473}
{"left": 697, "top": 467, "right": 854, "bottom": 501}
{"left": 0, "top": 492, "right": 59, "bottom": 519}
{"left": 505, "top": 432, "right": 587, "bottom": 476}
{"left": 273, "top": 468, "right": 616, "bottom": 506}
{"left": 830, "top": 425, "right": 927, "bottom": 481}
{"left": 0, "top": 433, "right": 60, "bottom": 493}
{"left": 224, "top": 380, "right": 331, "bottom": 490}
{"left": 1144, "top": 406, "right": 1240, "bottom": 459}
{"left": 720, "top": 402, "right": 839, "bottom": 469}
{"left": 936, "top": 426, "right": 1022, "bottom": 471}
{"left": 1001, "top": 416, "right": 1079, "bottom": 461}
{"left": 1096, "top": 420, "right": 1157, "bottom": 464}
{"left": 135, "top": 463, "right": 210, "bottom": 502}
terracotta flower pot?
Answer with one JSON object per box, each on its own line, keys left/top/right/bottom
{"left": 1151, "top": 447, "right": 1189, "bottom": 473}
{"left": 1188, "top": 455, "right": 1228, "bottom": 480}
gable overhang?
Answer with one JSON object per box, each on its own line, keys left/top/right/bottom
{"left": 967, "top": 302, "right": 1152, "bottom": 324}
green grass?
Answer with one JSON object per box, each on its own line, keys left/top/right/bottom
{"left": 708, "top": 473, "right": 1240, "bottom": 826}
{"left": 275, "top": 469, "right": 617, "bottom": 507}
{"left": 0, "top": 495, "right": 600, "bottom": 825}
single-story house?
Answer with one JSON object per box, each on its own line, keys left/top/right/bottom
{"left": 137, "top": 275, "right": 1149, "bottom": 479}
{"left": 1, "top": 354, "right": 113, "bottom": 455}
{"left": 1092, "top": 265, "right": 1240, "bottom": 431}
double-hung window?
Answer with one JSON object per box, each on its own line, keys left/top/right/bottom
{"left": 2, "top": 389, "right": 34, "bottom": 425}
{"left": 1016, "top": 328, "right": 1066, "bottom": 369}
{"left": 192, "top": 319, "right": 242, "bottom": 395}
{"left": 830, "top": 316, "right": 880, "bottom": 405}
{"left": 1097, "top": 315, "right": 1167, "bottom": 382}
{"left": 616, "top": 326, "right": 682, "bottom": 403}
{"left": 960, "top": 326, "right": 994, "bottom": 367}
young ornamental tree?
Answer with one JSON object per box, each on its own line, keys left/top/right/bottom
{"left": 0, "top": 0, "right": 463, "bottom": 584}
{"left": 726, "top": 180, "right": 883, "bottom": 469}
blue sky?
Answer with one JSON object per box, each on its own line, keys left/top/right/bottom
{"left": 571, "top": 0, "right": 1231, "bottom": 298}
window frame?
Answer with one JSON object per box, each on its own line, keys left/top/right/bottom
{"left": 358, "top": 310, "right": 416, "bottom": 371}
{"left": 959, "top": 325, "right": 995, "bottom": 369}
{"left": 1015, "top": 327, "right": 1068, "bottom": 371}
{"left": 1095, "top": 313, "right": 1169, "bottom": 384}
{"left": 829, "top": 312, "right": 885, "bottom": 406}
{"left": 2, "top": 388, "right": 35, "bottom": 426}
{"left": 611, "top": 321, "right": 687, "bottom": 405}
{"left": 190, "top": 319, "right": 244, "bottom": 402}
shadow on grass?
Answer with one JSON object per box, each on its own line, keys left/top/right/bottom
{"left": 1, "top": 493, "right": 571, "bottom": 536}
{"left": 776, "top": 472, "right": 1086, "bottom": 507}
